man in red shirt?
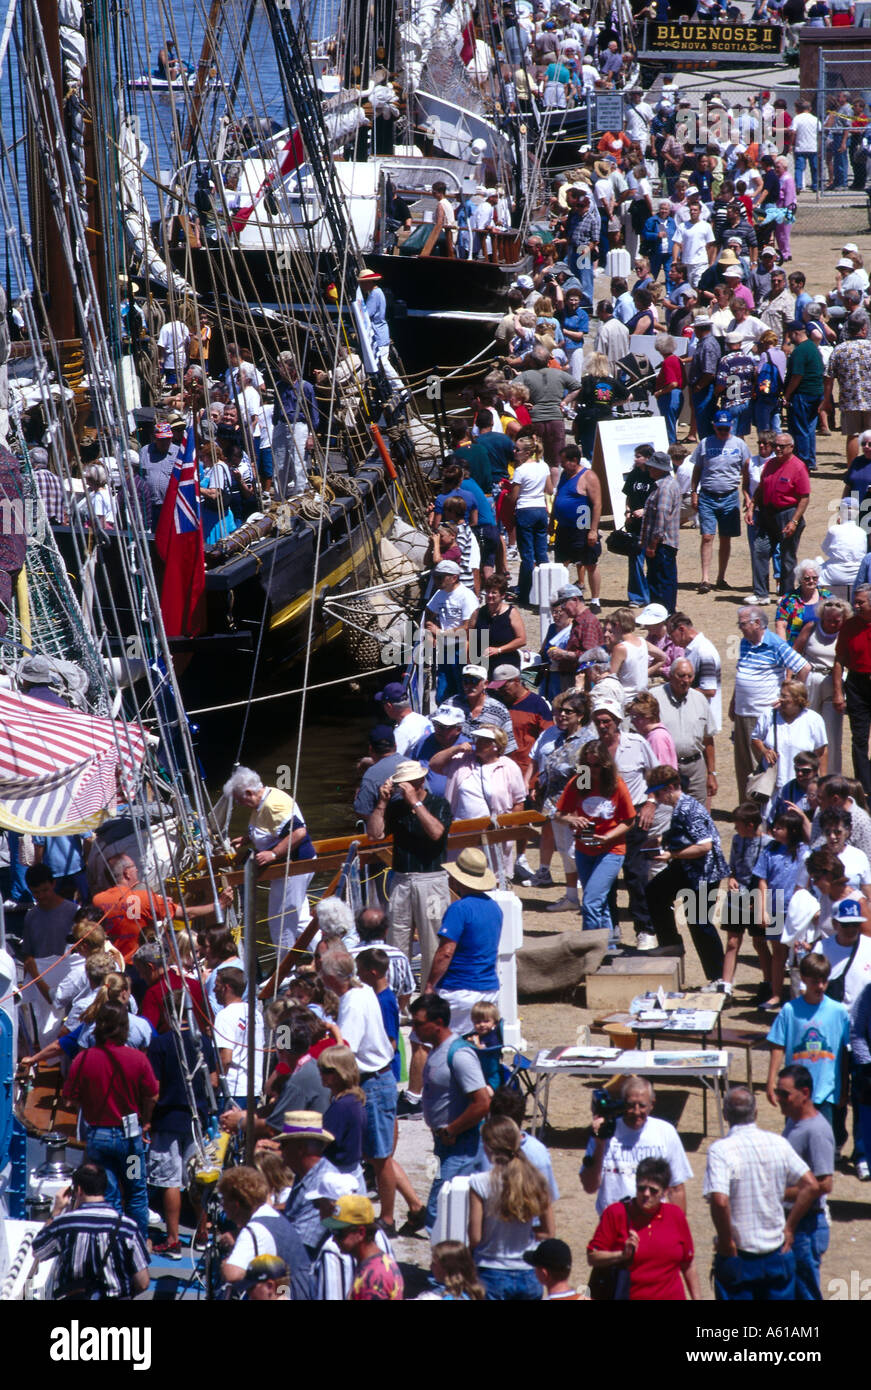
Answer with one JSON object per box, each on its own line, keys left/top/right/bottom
{"left": 833, "top": 583, "right": 871, "bottom": 796}
{"left": 94, "top": 854, "right": 230, "bottom": 963}
{"left": 133, "top": 940, "right": 208, "bottom": 1030}
{"left": 552, "top": 585, "right": 605, "bottom": 679}
{"left": 63, "top": 1000, "right": 159, "bottom": 1239}
{"left": 750, "top": 432, "right": 811, "bottom": 599}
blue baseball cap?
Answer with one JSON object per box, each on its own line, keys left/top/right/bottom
{"left": 832, "top": 898, "right": 863, "bottom": 924}
{"left": 712, "top": 410, "right": 732, "bottom": 428}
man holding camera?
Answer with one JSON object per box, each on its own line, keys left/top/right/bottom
{"left": 30, "top": 1161, "right": 150, "bottom": 1300}
{"left": 580, "top": 1075, "right": 693, "bottom": 1214}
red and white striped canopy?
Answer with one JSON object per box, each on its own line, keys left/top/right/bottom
{"left": 0, "top": 688, "right": 147, "bottom": 833}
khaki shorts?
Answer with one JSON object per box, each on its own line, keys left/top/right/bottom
{"left": 841, "top": 408, "right": 871, "bottom": 437}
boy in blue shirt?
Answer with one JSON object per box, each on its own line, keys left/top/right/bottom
{"left": 356, "top": 948, "right": 401, "bottom": 1082}
{"left": 766, "top": 953, "right": 850, "bottom": 1127}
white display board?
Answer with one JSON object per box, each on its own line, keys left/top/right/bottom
{"left": 592, "top": 414, "right": 670, "bottom": 529}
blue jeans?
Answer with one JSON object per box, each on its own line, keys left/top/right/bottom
{"left": 627, "top": 545, "right": 649, "bottom": 607}
{"left": 724, "top": 402, "right": 753, "bottom": 438}
{"left": 832, "top": 143, "right": 849, "bottom": 188}
{"left": 713, "top": 1247, "right": 796, "bottom": 1301}
{"left": 258, "top": 445, "right": 274, "bottom": 482}
{"left": 859, "top": 1103, "right": 871, "bottom": 1171}
{"left": 436, "top": 662, "right": 464, "bottom": 704}
{"left": 693, "top": 385, "right": 715, "bottom": 440}
{"left": 754, "top": 396, "right": 781, "bottom": 434}
{"left": 647, "top": 543, "right": 678, "bottom": 614}
{"left": 658, "top": 389, "right": 683, "bottom": 444}
{"left": 362, "top": 1068, "right": 398, "bottom": 1160}
{"left": 792, "top": 1210, "right": 829, "bottom": 1301}
{"left": 478, "top": 1266, "right": 542, "bottom": 1300}
{"left": 746, "top": 521, "right": 780, "bottom": 586}
{"left": 6, "top": 832, "right": 32, "bottom": 903}
{"left": 85, "top": 1125, "right": 149, "bottom": 1241}
{"left": 787, "top": 393, "right": 822, "bottom": 471}
{"left": 515, "top": 508, "right": 550, "bottom": 605}
{"left": 794, "top": 151, "right": 818, "bottom": 192}
{"left": 426, "top": 1131, "right": 482, "bottom": 1230}
{"left": 576, "top": 850, "right": 622, "bottom": 943}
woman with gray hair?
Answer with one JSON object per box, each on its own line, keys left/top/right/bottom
{"left": 653, "top": 333, "right": 683, "bottom": 443}
{"left": 225, "top": 765, "right": 317, "bottom": 952}
{"left": 774, "top": 559, "right": 834, "bottom": 644}
{"left": 793, "top": 596, "right": 853, "bottom": 771}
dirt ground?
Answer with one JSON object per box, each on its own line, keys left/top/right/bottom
{"left": 392, "top": 212, "right": 871, "bottom": 1300}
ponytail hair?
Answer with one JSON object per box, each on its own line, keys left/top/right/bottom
{"left": 82, "top": 971, "right": 129, "bottom": 1025}
{"left": 94, "top": 999, "right": 129, "bottom": 1047}
{"left": 481, "top": 1116, "right": 550, "bottom": 1223}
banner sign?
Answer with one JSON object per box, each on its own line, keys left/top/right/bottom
{"left": 643, "top": 21, "right": 783, "bottom": 54}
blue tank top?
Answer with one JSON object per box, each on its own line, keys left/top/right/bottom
{"left": 553, "top": 469, "right": 590, "bottom": 527}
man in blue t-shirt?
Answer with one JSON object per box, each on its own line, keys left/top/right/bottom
{"left": 424, "top": 847, "right": 503, "bottom": 1035}
{"left": 766, "top": 954, "right": 850, "bottom": 1126}
{"left": 474, "top": 413, "right": 515, "bottom": 485}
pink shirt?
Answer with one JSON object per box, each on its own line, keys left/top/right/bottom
{"left": 646, "top": 723, "right": 679, "bottom": 767}
{"left": 445, "top": 753, "right": 526, "bottom": 816}
{"left": 734, "top": 284, "right": 755, "bottom": 310}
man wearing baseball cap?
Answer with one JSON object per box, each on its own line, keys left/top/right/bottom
{"left": 424, "top": 560, "right": 479, "bottom": 702}
{"left": 783, "top": 319, "right": 825, "bottom": 473}
{"left": 375, "top": 681, "right": 433, "bottom": 757}
{"left": 322, "top": 1195, "right": 404, "bottom": 1300}
{"left": 239, "top": 1253, "right": 290, "bottom": 1300}
{"left": 690, "top": 409, "right": 750, "bottom": 594}
{"left": 408, "top": 703, "right": 466, "bottom": 797}
{"left": 444, "top": 664, "right": 517, "bottom": 751}
{"left": 139, "top": 419, "right": 180, "bottom": 508}
{"left": 686, "top": 314, "right": 721, "bottom": 443}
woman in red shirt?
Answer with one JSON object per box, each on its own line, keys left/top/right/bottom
{"left": 653, "top": 333, "right": 685, "bottom": 444}
{"left": 555, "top": 740, "right": 634, "bottom": 944}
{"left": 587, "top": 1157, "right": 701, "bottom": 1301}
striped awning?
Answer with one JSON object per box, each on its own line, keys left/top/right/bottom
{"left": 0, "top": 688, "right": 148, "bottom": 833}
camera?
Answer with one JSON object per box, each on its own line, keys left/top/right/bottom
{"left": 592, "top": 1087, "right": 625, "bottom": 1142}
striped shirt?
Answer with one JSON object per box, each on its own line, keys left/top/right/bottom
{"left": 703, "top": 1123, "right": 808, "bottom": 1254}
{"left": 31, "top": 1201, "right": 149, "bottom": 1298}
{"left": 34, "top": 469, "right": 68, "bottom": 523}
{"left": 311, "top": 1227, "right": 393, "bottom": 1301}
{"left": 350, "top": 940, "right": 415, "bottom": 999}
{"left": 640, "top": 474, "right": 682, "bottom": 552}
{"left": 733, "top": 630, "right": 808, "bottom": 718}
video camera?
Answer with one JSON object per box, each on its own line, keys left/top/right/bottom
{"left": 592, "top": 1087, "right": 625, "bottom": 1142}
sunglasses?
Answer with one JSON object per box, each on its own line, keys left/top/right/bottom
{"left": 636, "top": 1184, "right": 663, "bottom": 1195}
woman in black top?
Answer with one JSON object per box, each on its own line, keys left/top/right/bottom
{"left": 474, "top": 573, "right": 526, "bottom": 675}
{"left": 572, "top": 352, "right": 629, "bottom": 459}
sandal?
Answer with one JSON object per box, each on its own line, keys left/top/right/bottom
{"left": 697, "top": 582, "right": 712, "bottom": 594}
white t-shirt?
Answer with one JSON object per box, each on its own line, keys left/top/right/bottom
{"left": 393, "top": 710, "right": 433, "bottom": 757}
{"left": 214, "top": 999, "right": 265, "bottom": 1096}
{"left": 821, "top": 933, "right": 871, "bottom": 1016}
{"left": 336, "top": 983, "right": 394, "bottom": 1073}
{"left": 453, "top": 761, "right": 498, "bottom": 820}
{"left": 685, "top": 632, "right": 722, "bottom": 733}
{"left": 674, "top": 220, "right": 714, "bottom": 269}
{"left": 512, "top": 460, "right": 550, "bottom": 510}
{"left": 751, "top": 708, "right": 827, "bottom": 796}
{"left": 792, "top": 113, "right": 820, "bottom": 154}
{"left": 583, "top": 1115, "right": 693, "bottom": 1215}
{"left": 157, "top": 320, "right": 190, "bottom": 373}
{"left": 426, "top": 583, "right": 479, "bottom": 631}
{"left": 228, "top": 1203, "right": 283, "bottom": 1268}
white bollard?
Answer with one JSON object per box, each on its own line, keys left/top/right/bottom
{"left": 487, "top": 888, "right": 524, "bottom": 1050}
{"left": 530, "top": 561, "right": 569, "bottom": 633}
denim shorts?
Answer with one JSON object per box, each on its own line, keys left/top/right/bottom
{"left": 697, "top": 488, "right": 741, "bottom": 537}
{"left": 362, "top": 1069, "right": 398, "bottom": 1159}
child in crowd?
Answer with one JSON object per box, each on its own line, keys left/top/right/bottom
{"left": 722, "top": 801, "right": 771, "bottom": 999}
{"left": 755, "top": 809, "right": 810, "bottom": 1010}
{"left": 635, "top": 602, "right": 684, "bottom": 680}
{"left": 441, "top": 495, "right": 481, "bottom": 594}
{"left": 800, "top": 808, "right": 871, "bottom": 891}
{"left": 670, "top": 444, "right": 696, "bottom": 527}
{"left": 355, "top": 948, "right": 401, "bottom": 1083}
{"left": 765, "top": 953, "right": 851, "bottom": 1127}
{"left": 509, "top": 309, "right": 538, "bottom": 361}
{"left": 465, "top": 1000, "right": 504, "bottom": 1093}
{"left": 768, "top": 751, "right": 820, "bottom": 830}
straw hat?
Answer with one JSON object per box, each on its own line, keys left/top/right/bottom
{"left": 445, "top": 847, "right": 497, "bottom": 892}
{"left": 717, "top": 249, "right": 740, "bottom": 268}
{"left": 274, "top": 1111, "right": 335, "bottom": 1145}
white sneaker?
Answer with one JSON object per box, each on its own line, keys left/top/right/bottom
{"left": 148, "top": 1208, "right": 164, "bottom": 1229}
{"left": 706, "top": 979, "right": 733, "bottom": 996}
{"left": 743, "top": 593, "right": 770, "bottom": 604}
{"left": 635, "top": 933, "right": 657, "bottom": 951}
{"left": 546, "top": 895, "right": 579, "bottom": 912}
{"left": 856, "top": 1160, "right": 870, "bottom": 1181}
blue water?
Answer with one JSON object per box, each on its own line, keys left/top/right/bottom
{"left": 0, "top": 0, "right": 339, "bottom": 295}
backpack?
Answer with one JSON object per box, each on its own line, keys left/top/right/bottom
{"left": 756, "top": 350, "right": 782, "bottom": 399}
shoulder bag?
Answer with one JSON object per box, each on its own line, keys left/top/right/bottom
{"left": 588, "top": 1198, "right": 633, "bottom": 1301}
{"left": 745, "top": 710, "right": 779, "bottom": 803}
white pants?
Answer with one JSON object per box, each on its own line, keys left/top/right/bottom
{"left": 436, "top": 986, "right": 499, "bottom": 1037}
{"left": 267, "top": 872, "right": 315, "bottom": 955}
{"left": 273, "top": 420, "right": 310, "bottom": 498}
{"left": 28, "top": 953, "right": 76, "bottom": 1045}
